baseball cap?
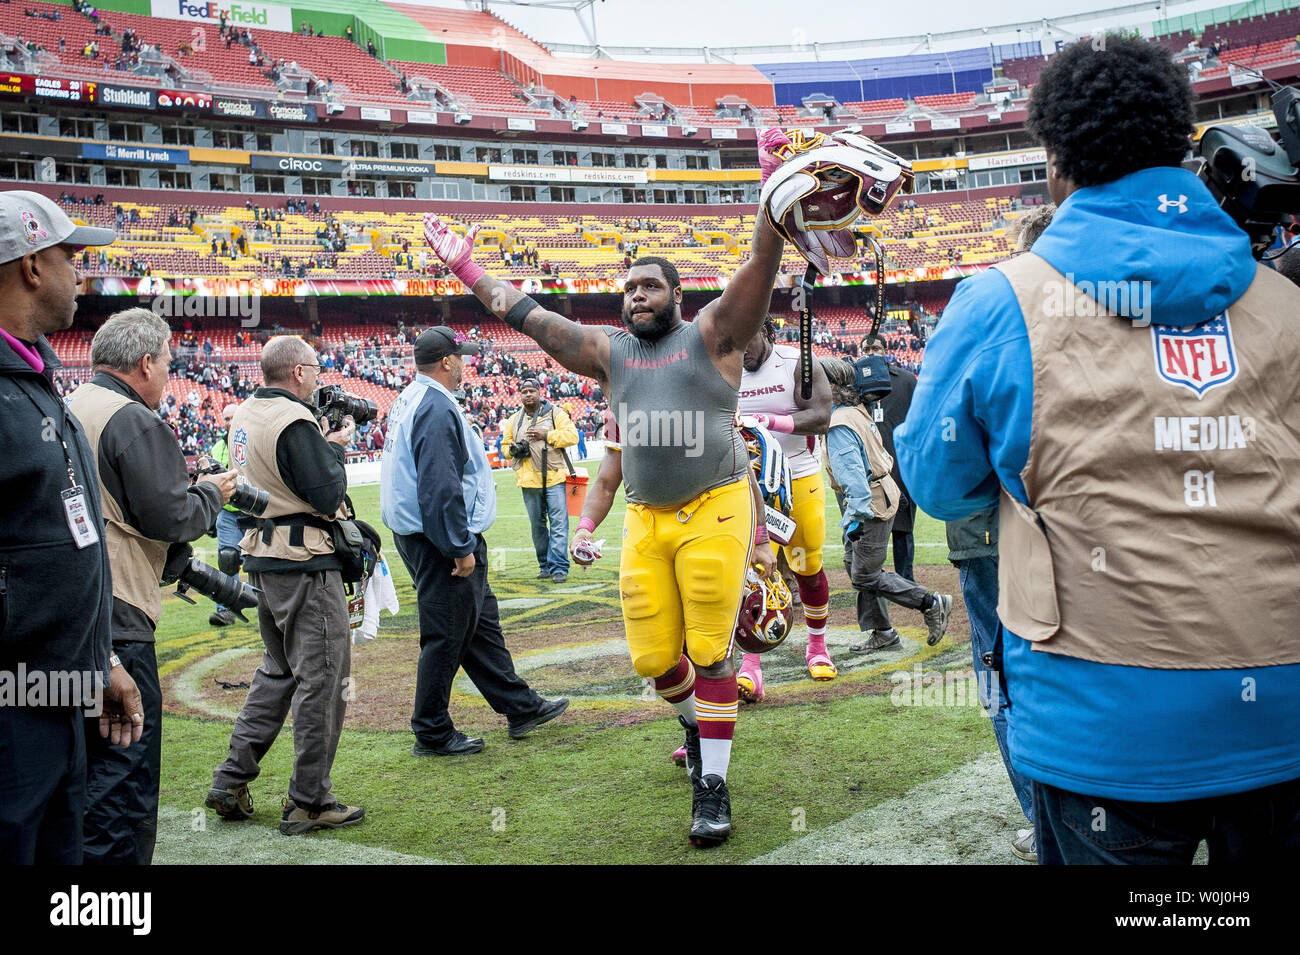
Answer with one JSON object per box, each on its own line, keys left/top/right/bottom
{"left": 853, "top": 354, "right": 892, "bottom": 401}
{"left": 413, "top": 326, "right": 477, "bottom": 364}
{"left": 0, "top": 191, "right": 117, "bottom": 265}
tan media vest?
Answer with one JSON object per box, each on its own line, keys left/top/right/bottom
{"left": 231, "top": 395, "right": 346, "bottom": 562}
{"left": 66, "top": 382, "right": 170, "bottom": 627}
{"left": 823, "top": 404, "right": 901, "bottom": 522}
{"left": 992, "top": 253, "right": 1300, "bottom": 669}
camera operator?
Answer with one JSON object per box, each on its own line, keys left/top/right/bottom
{"left": 206, "top": 335, "right": 366, "bottom": 835}
{"left": 0, "top": 191, "right": 141, "bottom": 865}
{"left": 66, "top": 307, "right": 237, "bottom": 865}
{"left": 896, "top": 36, "right": 1300, "bottom": 863}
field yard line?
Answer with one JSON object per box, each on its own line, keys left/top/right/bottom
{"left": 172, "top": 646, "right": 260, "bottom": 721}
{"left": 154, "top": 807, "right": 442, "bottom": 865}
{"left": 747, "top": 751, "right": 1028, "bottom": 865}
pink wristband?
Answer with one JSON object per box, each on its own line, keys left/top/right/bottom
{"left": 577, "top": 517, "right": 596, "bottom": 534}
{"left": 452, "top": 259, "right": 487, "bottom": 289}
{"left": 763, "top": 413, "right": 795, "bottom": 434}
{"left": 754, "top": 525, "right": 770, "bottom": 546}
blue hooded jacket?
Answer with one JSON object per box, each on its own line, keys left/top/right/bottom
{"left": 894, "top": 166, "right": 1300, "bottom": 801}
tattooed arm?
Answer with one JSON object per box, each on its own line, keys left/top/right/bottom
{"left": 424, "top": 214, "right": 609, "bottom": 384}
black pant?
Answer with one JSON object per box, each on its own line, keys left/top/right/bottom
{"left": 83, "top": 640, "right": 161, "bottom": 865}
{"left": 1034, "top": 777, "right": 1300, "bottom": 864}
{"left": 393, "top": 533, "right": 543, "bottom": 746}
{"left": 891, "top": 530, "right": 915, "bottom": 582}
{"left": 0, "top": 706, "right": 85, "bottom": 864}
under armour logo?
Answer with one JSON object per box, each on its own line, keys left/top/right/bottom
{"left": 1157, "top": 194, "right": 1188, "bottom": 214}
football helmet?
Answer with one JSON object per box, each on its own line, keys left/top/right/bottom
{"left": 760, "top": 129, "right": 914, "bottom": 275}
{"left": 734, "top": 569, "right": 795, "bottom": 654}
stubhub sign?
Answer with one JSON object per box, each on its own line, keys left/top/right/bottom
{"left": 151, "top": 0, "right": 293, "bottom": 32}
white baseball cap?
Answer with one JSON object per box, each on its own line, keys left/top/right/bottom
{"left": 0, "top": 190, "right": 117, "bottom": 265}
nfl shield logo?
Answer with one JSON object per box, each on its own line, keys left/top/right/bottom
{"left": 1151, "top": 313, "right": 1238, "bottom": 399}
{"left": 231, "top": 426, "right": 248, "bottom": 467}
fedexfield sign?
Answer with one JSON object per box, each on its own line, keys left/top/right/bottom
{"left": 151, "top": 0, "right": 293, "bottom": 32}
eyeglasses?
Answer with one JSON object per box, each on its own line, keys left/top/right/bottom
{"left": 298, "top": 362, "right": 321, "bottom": 370}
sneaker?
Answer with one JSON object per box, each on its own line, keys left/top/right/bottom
{"left": 850, "top": 629, "right": 901, "bottom": 652}
{"left": 675, "top": 715, "right": 701, "bottom": 783}
{"left": 689, "top": 774, "right": 732, "bottom": 847}
{"left": 279, "top": 797, "right": 365, "bottom": 835}
{"left": 209, "top": 609, "right": 237, "bottom": 627}
{"left": 536, "top": 569, "right": 551, "bottom": 580}
{"left": 923, "top": 593, "right": 953, "bottom": 646}
{"left": 551, "top": 572, "right": 568, "bottom": 584}
{"left": 1012, "top": 828, "right": 1038, "bottom": 863}
{"left": 204, "top": 783, "right": 253, "bottom": 820}
{"left": 412, "top": 731, "right": 485, "bottom": 756}
{"left": 508, "top": 697, "right": 570, "bottom": 739}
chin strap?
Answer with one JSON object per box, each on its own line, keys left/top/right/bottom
{"left": 863, "top": 235, "right": 885, "bottom": 349}
{"left": 798, "top": 263, "right": 817, "bottom": 400}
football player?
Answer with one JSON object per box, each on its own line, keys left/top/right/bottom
{"left": 424, "top": 130, "right": 790, "bottom": 846}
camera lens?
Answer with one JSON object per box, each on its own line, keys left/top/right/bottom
{"left": 229, "top": 478, "right": 269, "bottom": 517}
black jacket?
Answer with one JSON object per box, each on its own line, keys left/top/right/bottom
{"left": 242, "top": 387, "right": 348, "bottom": 575}
{"left": 0, "top": 333, "right": 113, "bottom": 684}
{"left": 945, "top": 507, "right": 999, "bottom": 562}
{"left": 87, "top": 371, "right": 223, "bottom": 641}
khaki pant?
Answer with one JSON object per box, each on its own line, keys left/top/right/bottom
{"left": 212, "top": 569, "right": 350, "bottom": 812}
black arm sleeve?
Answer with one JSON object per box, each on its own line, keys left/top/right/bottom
{"left": 275, "top": 420, "right": 348, "bottom": 515}
{"left": 104, "top": 406, "right": 223, "bottom": 543}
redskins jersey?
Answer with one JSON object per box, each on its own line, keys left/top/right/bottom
{"left": 739, "top": 343, "right": 820, "bottom": 479}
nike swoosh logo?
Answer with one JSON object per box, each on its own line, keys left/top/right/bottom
{"left": 717, "top": 515, "right": 735, "bottom": 523}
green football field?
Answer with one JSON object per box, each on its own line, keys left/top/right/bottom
{"left": 150, "top": 464, "right": 1031, "bottom": 865}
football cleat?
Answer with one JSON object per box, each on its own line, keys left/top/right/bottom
{"left": 672, "top": 715, "right": 702, "bottom": 783}
{"left": 736, "top": 655, "right": 765, "bottom": 703}
{"left": 806, "top": 647, "right": 838, "bottom": 681}
{"left": 734, "top": 570, "right": 795, "bottom": 655}
{"left": 689, "top": 774, "right": 733, "bottom": 847}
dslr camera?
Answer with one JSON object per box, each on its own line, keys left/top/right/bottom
{"left": 161, "top": 542, "right": 261, "bottom": 622}
{"left": 192, "top": 459, "right": 269, "bottom": 517}
{"left": 509, "top": 436, "right": 532, "bottom": 459}
{"left": 314, "top": 384, "right": 378, "bottom": 432}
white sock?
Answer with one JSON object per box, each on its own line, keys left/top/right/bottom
{"left": 666, "top": 693, "right": 697, "bottom": 725}
{"left": 700, "top": 739, "right": 732, "bottom": 781}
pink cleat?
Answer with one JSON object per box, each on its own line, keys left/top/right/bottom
{"left": 736, "top": 655, "right": 765, "bottom": 703}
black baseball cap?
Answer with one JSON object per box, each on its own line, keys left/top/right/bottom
{"left": 414, "top": 327, "right": 477, "bottom": 364}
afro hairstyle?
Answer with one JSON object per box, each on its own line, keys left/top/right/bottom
{"left": 1026, "top": 34, "right": 1195, "bottom": 189}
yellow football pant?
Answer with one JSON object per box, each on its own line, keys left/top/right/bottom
{"left": 620, "top": 477, "right": 754, "bottom": 678}
{"left": 782, "top": 473, "right": 826, "bottom": 576}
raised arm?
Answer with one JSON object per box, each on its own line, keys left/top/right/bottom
{"left": 424, "top": 214, "right": 610, "bottom": 384}
{"left": 698, "top": 214, "right": 785, "bottom": 356}
{"left": 790, "top": 352, "right": 831, "bottom": 435}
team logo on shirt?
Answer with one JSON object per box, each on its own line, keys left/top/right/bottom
{"left": 1151, "top": 312, "right": 1237, "bottom": 399}
{"left": 231, "top": 426, "right": 248, "bottom": 467}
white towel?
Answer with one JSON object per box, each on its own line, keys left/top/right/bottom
{"left": 354, "top": 557, "right": 400, "bottom": 645}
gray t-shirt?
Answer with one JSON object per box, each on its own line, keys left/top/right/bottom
{"left": 605, "top": 321, "right": 747, "bottom": 508}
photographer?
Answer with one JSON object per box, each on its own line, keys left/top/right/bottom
{"left": 66, "top": 308, "right": 237, "bottom": 865}
{"left": 206, "top": 336, "right": 366, "bottom": 835}
{"left": 896, "top": 36, "right": 1300, "bottom": 863}
{"left": 501, "top": 378, "right": 578, "bottom": 583}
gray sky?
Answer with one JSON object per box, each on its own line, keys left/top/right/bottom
{"left": 404, "top": 0, "right": 1236, "bottom": 58}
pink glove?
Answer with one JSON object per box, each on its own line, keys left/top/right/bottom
{"left": 757, "top": 127, "right": 793, "bottom": 187}
{"left": 423, "top": 213, "right": 485, "bottom": 287}
{"left": 749, "top": 412, "right": 795, "bottom": 434}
